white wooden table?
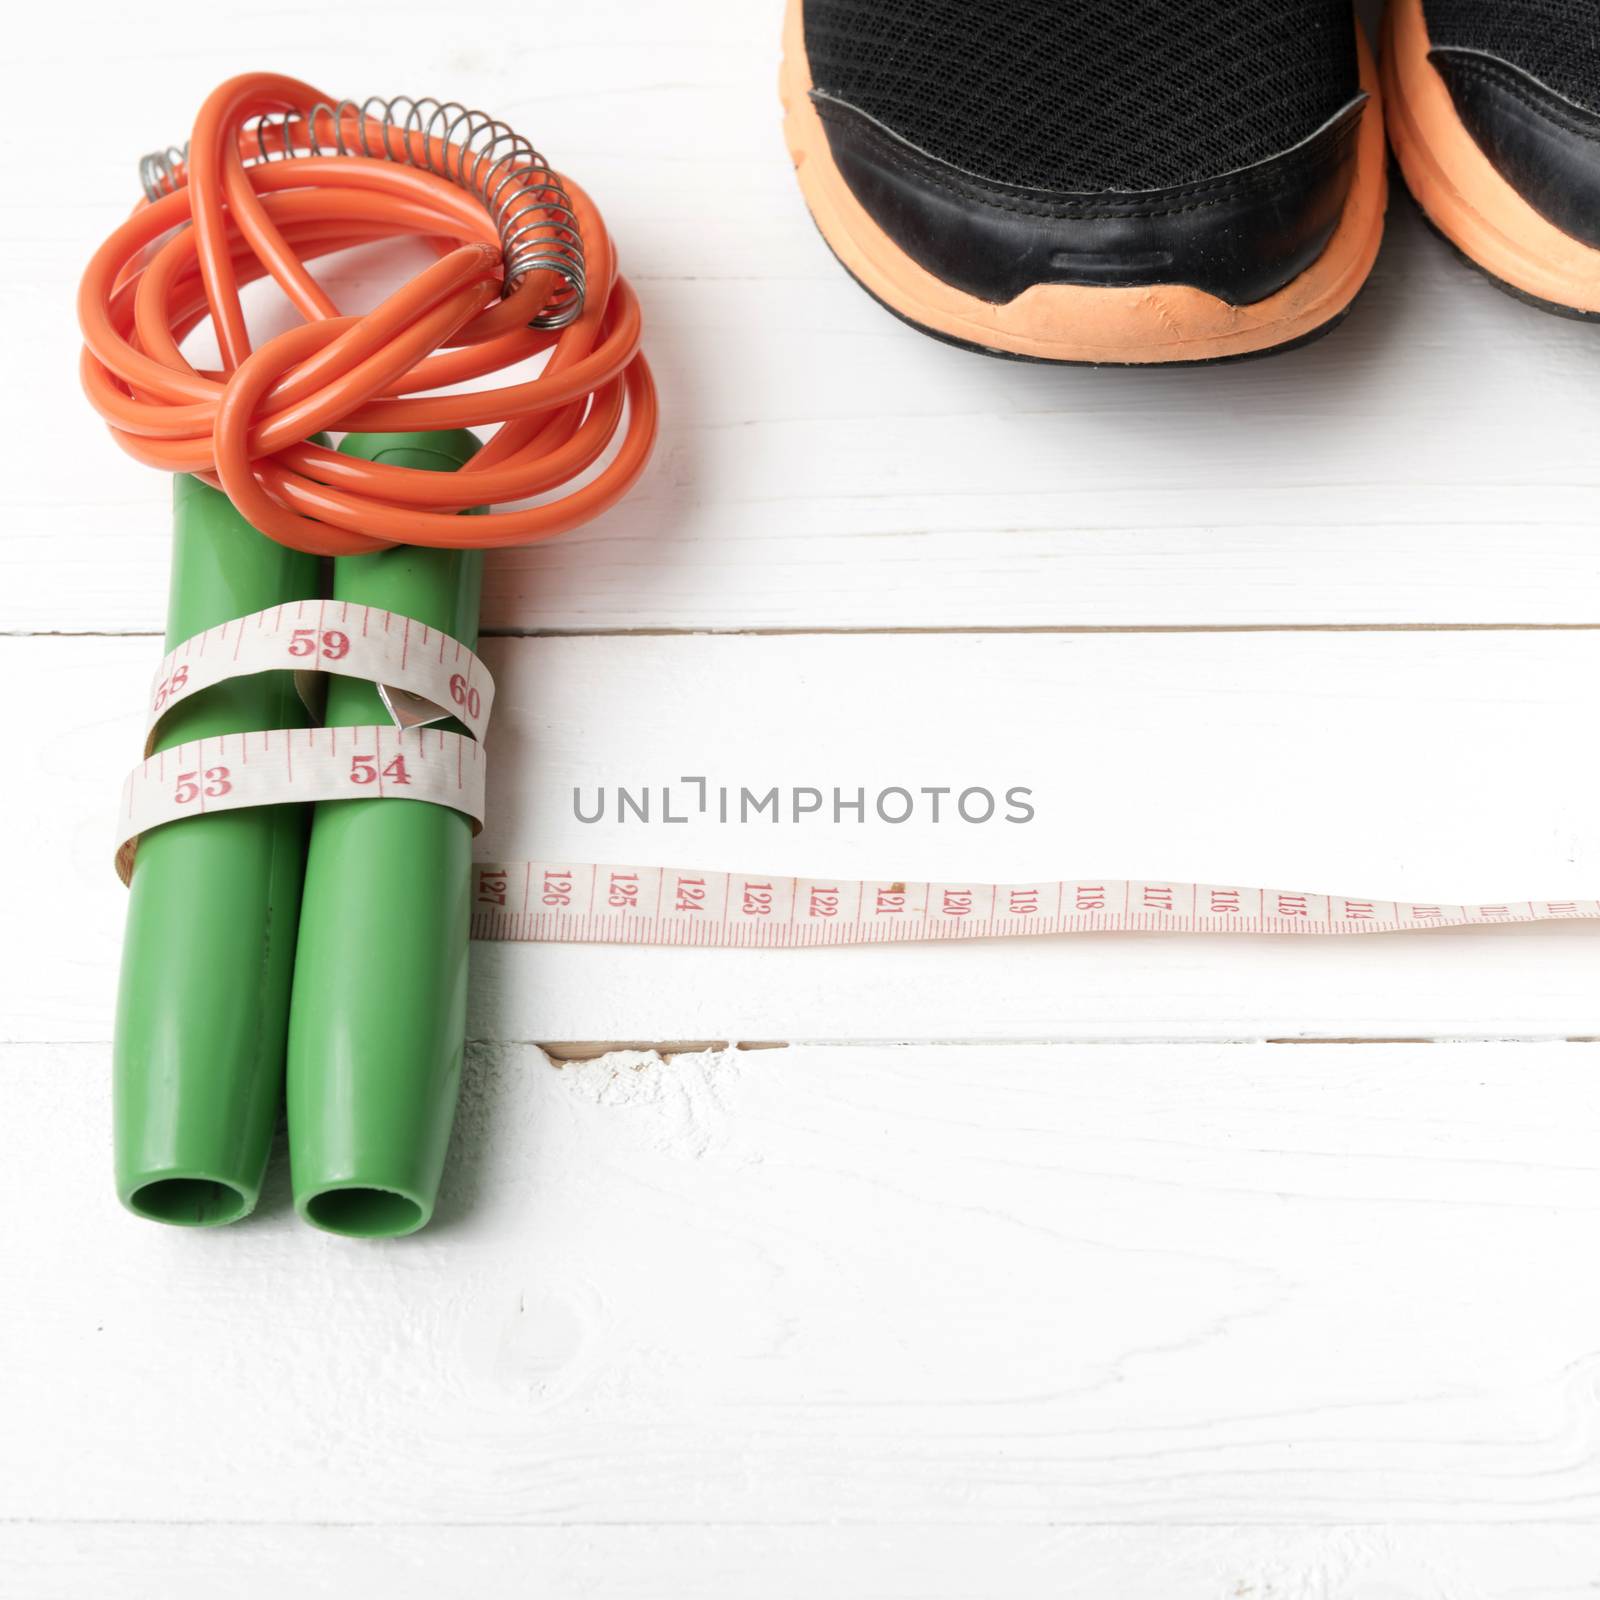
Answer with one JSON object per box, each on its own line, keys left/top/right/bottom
{"left": 6, "top": 1, "right": 1600, "bottom": 1592}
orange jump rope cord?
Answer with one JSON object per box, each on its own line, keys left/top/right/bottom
{"left": 78, "top": 73, "right": 657, "bottom": 556}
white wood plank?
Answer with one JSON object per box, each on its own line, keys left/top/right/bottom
{"left": 11, "top": 2, "right": 1600, "bottom": 634}
{"left": 5, "top": 1040, "right": 1600, "bottom": 1531}
{"left": 12, "top": 1, "right": 1599, "bottom": 1583}
{"left": 6, "top": 1524, "right": 1600, "bottom": 1600}
{"left": 13, "top": 630, "right": 1598, "bottom": 1045}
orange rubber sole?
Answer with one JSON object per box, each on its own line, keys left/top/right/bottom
{"left": 1383, "top": 0, "right": 1600, "bottom": 317}
{"left": 780, "top": 0, "right": 1388, "bottom": 365}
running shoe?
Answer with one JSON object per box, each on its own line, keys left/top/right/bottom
{"left": 1384, "top": 0, "right": 1600, "bottom": 319}
{"left": 781, "top": 0, "right": 1387, "bottom": 364}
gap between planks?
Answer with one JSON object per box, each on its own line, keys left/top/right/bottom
{"left": 508, "top": 1035, "right": 1600, "bottom": 1059}
{"left": 10, "top": 621, "right": 1600, "bottom": 641}
{"left": 9, "top": 1516, "right": 1600, "bottom": 1530}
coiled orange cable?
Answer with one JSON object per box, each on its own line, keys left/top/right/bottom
{"left": 78, "top": 73, "right": 656, "bottom": 556}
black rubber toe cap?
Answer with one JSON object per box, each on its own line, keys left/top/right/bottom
{"left": 812, "top": 93, "right": 1368, "bottom": 307}
{"left": 1431, "top": 48, "right": 1600, "bottom": 249}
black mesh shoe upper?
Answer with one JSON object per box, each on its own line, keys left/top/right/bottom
{"left": 1423, "top": 0, "right": 1600, "bottom": 250}
{"left": 803, "top": 0, "right": 1362, "bottom": 194}
{"left": 1424, "top": 0, "right": 1600, "bottom": 114}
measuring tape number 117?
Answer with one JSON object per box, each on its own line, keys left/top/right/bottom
{"left": 115, "top": 602, "right": 1600, "bottom": 947}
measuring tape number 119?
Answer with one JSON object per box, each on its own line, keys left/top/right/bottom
{"left": 115, "top": 602, "right": 1600, "bottom": 946}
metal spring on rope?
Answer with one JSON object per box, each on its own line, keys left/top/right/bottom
{"left": 138, "top": 96, "right": 586, "bottom": 330}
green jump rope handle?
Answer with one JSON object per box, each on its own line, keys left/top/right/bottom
{"left": 113, "top": 474, "right": 320, "bottom": 1225}
{"left": 286, "top": 429, "right": 485, "bottom": 1237}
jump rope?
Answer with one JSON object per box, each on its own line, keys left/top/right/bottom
{"left": 80, "top": 74, "right": 656, "bottom": 1237}
{"left": 80, "top": 75, "right": 1597, "bottom": 1238}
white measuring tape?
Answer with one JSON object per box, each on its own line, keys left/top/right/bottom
{"left": 116, "top": 726, "right": 486, "bottom": 884}
{"left": 467, "top": 863, "right": 1600, "bottom": 945}
{"left": 116, "top": 604, "right": 491, "bottom": 884}
{"left": 117, "top": 609, "right": 1599, "bottom": 941}
{"left": 143, "top": 600, "right": 493, "bottom": 747}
